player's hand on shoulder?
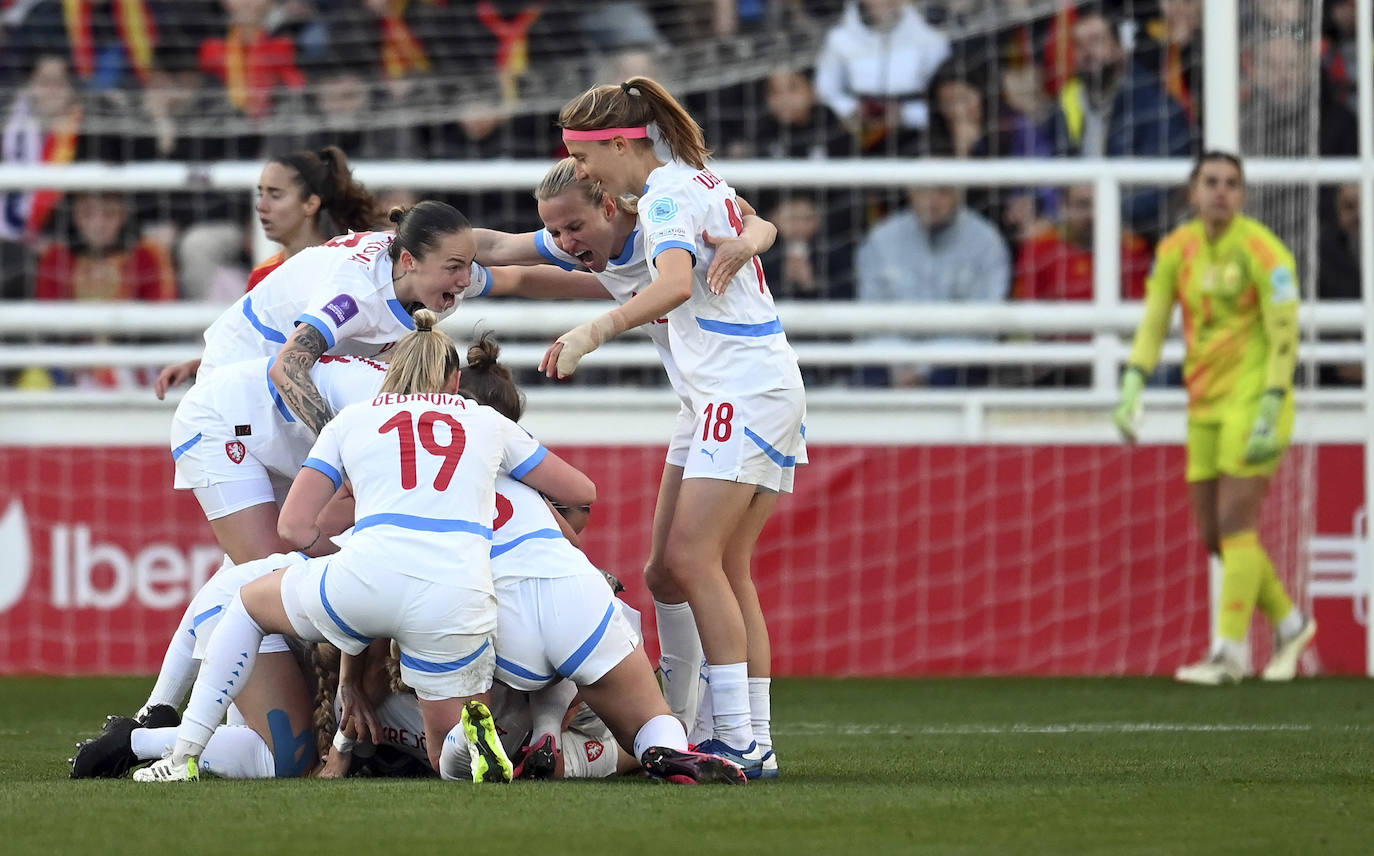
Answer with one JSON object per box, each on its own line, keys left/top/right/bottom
{"left": 703, "top": 231, "right": 753, "bottom": 295}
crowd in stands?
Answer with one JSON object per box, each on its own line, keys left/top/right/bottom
{"left": 0, "top": 0, "right": 1364, "bottom": 389}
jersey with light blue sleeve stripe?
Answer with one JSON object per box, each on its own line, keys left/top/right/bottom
{"left": 197, "top": 232, "right": 489, "bottom": 378}
{"left": 490, "top": 474, "right": 603, "bottom": 582}
{"left": 532, "top": 227, "right": 689, "bottom": 401}
{"left": 639, "top": 161, "right": 803, "bottom": 396}
{"left": 301, "top": 393, "right": 544, "bottom": 590}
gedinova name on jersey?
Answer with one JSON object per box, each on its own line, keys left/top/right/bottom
{"left": 370, "top": 393, "right": 471, "bottom": 407}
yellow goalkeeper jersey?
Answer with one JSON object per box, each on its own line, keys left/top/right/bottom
{"left": 1128, "top": 215, "right": 1299, "bottom": 422}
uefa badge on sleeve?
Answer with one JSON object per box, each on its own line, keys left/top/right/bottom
{"left": 225, "top": 441, "right": 246, "bottom": 464}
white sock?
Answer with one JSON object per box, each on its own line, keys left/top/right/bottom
{"left": 654, "top": 600, "right": 703, "bottom": 730}
{"left": 748, "top": 677, "right": 772, "bottom": 754}
{"left": 530, "top": 679, "right": 579, "bottom": 747}
{"left": 438, "top": 722, "right": 471, "bottom": 781}
{"left": 174, "top": 593, "right": 265, "bottom": 762}
{"left": 707, "top": 662, "right": 754, "bottom": 749}
{"left": 632, "top": 713, "right": 687, "bottom": 761}
{"left": 688, "top": 659, "right": 713, "bottom": 746}
{"left": 131, "top": 726, "right": 176, "bottom": 761}
{"left": 141, "top": 605, "right": 198, "bottom": 715}
{"left": 199, "top": 725, "right": 276, "bottom": 779}
{"left": 1278, "top": 608, "right": 1305, "bottom": 640}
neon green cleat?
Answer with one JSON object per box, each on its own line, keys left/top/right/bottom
{"left": 461, "top": 700, "right": 512, "bottom": 783}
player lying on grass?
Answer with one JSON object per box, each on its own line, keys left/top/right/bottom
{"left": 312, "top": 641, "right": 640, "bottom": 781}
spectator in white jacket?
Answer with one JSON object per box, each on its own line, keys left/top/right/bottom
{"left": 814, "top": 0, "right": 951, "bottom": 154}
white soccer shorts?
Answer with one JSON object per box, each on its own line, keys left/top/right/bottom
{"left": 281, "top": 555, "right": 497, "bottom": 700}
{"left": 493, "top": 574, "right": 640, "bottom": 692}
{"left": 682, "top": 386, "right": 807, "bottom": 493}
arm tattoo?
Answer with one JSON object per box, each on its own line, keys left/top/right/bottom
{"left": 275, "top": 325, "right": 333, "bottom": 434}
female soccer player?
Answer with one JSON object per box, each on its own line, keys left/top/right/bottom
{"left": 1113, "top": 151, "right": 1316, "bottom": 685}
{"left": 471, "top": 156, "right": 777, "bottom": 750}
{"left": 543, "top": 77, "right": 806, "bottom": 777}
{"left": 136, "top": 310, "right": 596, "bottom": 783}
{"left": 167, "top": 202, "right": 486, "bottom": 564}
{"left": 154, "top": 146, "right": 380, "bottom": 398}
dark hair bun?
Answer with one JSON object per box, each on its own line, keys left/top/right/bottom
{"left": 466, "top": 332, "right": 501, "bottom": 369}
{"left": 388, "top": 206, "right": 408, "bottom": 225}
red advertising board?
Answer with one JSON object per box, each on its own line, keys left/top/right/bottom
{"left": 0, "top": 445, "right": 1365, "bottom": 676}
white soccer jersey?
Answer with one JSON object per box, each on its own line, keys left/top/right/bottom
{"left": 178, "top": 354, "right": 388, "bottom": 480}
{"left": 198, "top": 231, "right": 491, "bottom": 377}
{"left": 489, "top": 474, "right": 601, "bottom": 582}
{"left": 639, "top": 161, "right": 803, "bottom": 397}
{"left": 531, "top": 227, "right": 688, "bottom": 399}
{"left": 301, "top": 393, "right": 545, "bottom": 591}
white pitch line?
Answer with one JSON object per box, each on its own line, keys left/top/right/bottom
{"left": 773, "top": 722, "right": 1359, "bottom": 737}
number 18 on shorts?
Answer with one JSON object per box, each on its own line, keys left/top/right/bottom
{"left": 682, "top": 387, "right": 806, "bottom": 494}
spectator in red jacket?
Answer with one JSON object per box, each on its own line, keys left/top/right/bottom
{"left": 198, "top": 0, "right": 305, "bottom": 119}
{"left": 1014, "top": 184, "right": 1152, "bottom": 302}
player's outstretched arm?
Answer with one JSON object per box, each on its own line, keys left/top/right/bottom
{"left": 270, "top": 325, "right": 333, "bottom": 434}
{"left": 488, "top": 265, "right": 612, "bottom": 299}
{"left": 472, "top": 228, "right": 544, "bottom": 266}
{"left": 541, "top": 249, "right": 694, "bottom": 378}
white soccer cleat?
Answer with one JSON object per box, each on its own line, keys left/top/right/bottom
{"left": 1174, "top": 653, "right": 1245, "bottom": 686}
{"left": 1261, "top": 619, "right": 1317, "bottom": 682}
{"left": 132, "top": 756, "right": 199, "bottom": 782}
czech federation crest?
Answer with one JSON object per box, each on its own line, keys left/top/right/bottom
{"left": 225, "top": 441, "right": 246, "bottom": 464}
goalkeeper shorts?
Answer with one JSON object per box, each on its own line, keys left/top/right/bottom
{"left": 1185, "top": 394, "right": 1295, "bottom": 482}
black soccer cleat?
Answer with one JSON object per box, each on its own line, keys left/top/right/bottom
{"left": 70, "top": 716, "right": 140, "bottom": 779}
{"left": 641, "top": 746, "right": 747, "bottom": 785}
{"left": 137, "top": 704, "right": 180, "bottom": 729}
{"left": 513, "top": 732, "right": 559, "bottom": 780}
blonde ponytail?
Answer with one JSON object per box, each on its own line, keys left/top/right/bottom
{"left": 379, "top": 308, "right": 461, "bottom": 394}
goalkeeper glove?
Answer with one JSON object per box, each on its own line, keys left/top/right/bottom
{"left": 1243, "top": 389, "right": 1286, "bottom": 464}
{"left": 1112, "top": 366, "right": 1146, "bottom": 443}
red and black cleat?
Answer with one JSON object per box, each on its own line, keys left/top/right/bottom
{"left": 641, "top": 746, "right": 747, "bottom": 785}
{"left": 513, "top": 733, "right": 559, "bottom": 780}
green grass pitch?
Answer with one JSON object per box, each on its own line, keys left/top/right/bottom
{"left": 2, "top": 676, "right": 1371, "bottom": 855}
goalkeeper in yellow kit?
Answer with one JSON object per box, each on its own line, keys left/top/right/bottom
{"left": 1114, "top": 151, "right": 1316, "bottom": 685}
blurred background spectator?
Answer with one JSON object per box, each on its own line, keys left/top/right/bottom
{"left": 1013, "top": 184, "right": 1150, "bottom": 302}
{"left": 1047, "top": 8, "right": 1191, "bottom": 234}
{"left": 856, "top": 182, "right": 1009, "bottom": 387}
{"left": 36, "top": 190, "right": 175, "bottom": 301}
{"left": 2, "top": 52, "right": 84, "bottom": 240}
{"left": 814, "top": 0, "right": 951, "bottom": 155}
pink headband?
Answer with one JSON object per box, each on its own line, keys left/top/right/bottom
{"left": 562, "top": 126, "right": 649, "bottom": 141}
